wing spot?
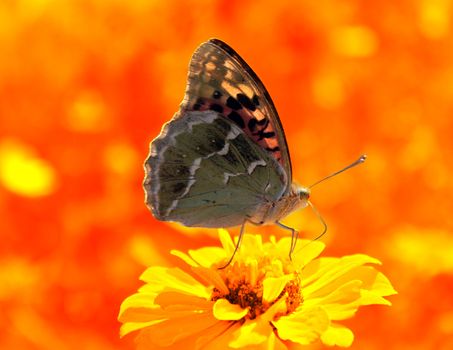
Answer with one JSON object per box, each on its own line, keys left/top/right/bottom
{"left": 252, "top": 94, "right": 260, "bottom": 106}
{"left": 210, "top": 103, "right": 224, "bottom": 113}
{"left": 237, "top": 93, "right": 256, "bottom": 111}
{"left": 250, "top": 118, "right": 269, "bottom": 132}
{"left": 260, "top": 131, "right": 276, "bottom": 140}
{"left": 228, "top": 111, "right": 245, "bottom": 129}
{"left": 257, "top": 118, "right": 268, "bottom": 127}
{"left": 226, "top": 96, "right": 242, "bottom": 110}
{"left": 248, "top": 118, "right": 258, "bottom": 131}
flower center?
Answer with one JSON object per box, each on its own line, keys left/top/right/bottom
{"left": 211, "top": 276, "right": 303, "bottom": 320}
{"left": 284, "top": 278, "right": 303, "bottom": 314}
{"left": 212, "top": 280, "right": 263, "bottom": 319}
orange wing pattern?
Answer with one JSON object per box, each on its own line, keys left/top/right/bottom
{"left": 178, "top": 39, "right": 293, "bottom": 189}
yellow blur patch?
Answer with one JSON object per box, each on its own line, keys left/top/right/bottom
{"left": 0, "top": 258, "right": 40, "bottom": 299}
{"left": 331, "top": 26, "right": 378, "bottom": 57}
{"left": 438, "top": 312, "right": 453, "bottom": 334}
{"left": 129, "top": 234, "right": 165, "bottom": 266}
{"left": 389, "top": 227, "right": 453, "bottom": 276}
{"left": 418, "top": 0, "right": 451, "bottom": 39}
{"left": 66, "top": 90, "right": 109, "bottom": 132}
{"left": 399, "top": 125, "right": 437, "bottom": 171}
{"left": 0, "top": 139, "right": 57, "bottom": 197}
{"left": 312, "top": 73, "right": 345, "bottom": 109}
{"left": 156, "top": 51, "right": 188, "bottom": 106}
{"left": 103, "top": 142, "right": 139, "bottom": 175}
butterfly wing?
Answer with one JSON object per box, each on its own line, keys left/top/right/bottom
{"left": 145, "top": 111, "right": 287, "bottom": 227}
{"left": 176, "top": 38, "right": 293, "bottom": 192}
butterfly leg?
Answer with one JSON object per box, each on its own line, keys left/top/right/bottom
{"left": 218, "top": 221, "right": 247, "bottom": 269}
{"left": 276, "top": 221, "right": 298, "bottom": 261}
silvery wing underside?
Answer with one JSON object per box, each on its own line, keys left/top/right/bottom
{"left": 144, "top": 110, "right": 288, "bottom": 227}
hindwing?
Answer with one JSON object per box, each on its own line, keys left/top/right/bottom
{"left": 144, "top": 111, "right": 287, "bottom": 227}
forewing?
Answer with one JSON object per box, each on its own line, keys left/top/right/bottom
{"left": 144, "top": 111, "right": 287, "bottom": 228}
{"left": 176, "top": 38, "right": 292, "bottom": 189}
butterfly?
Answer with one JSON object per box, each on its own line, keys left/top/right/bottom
{"left": 144, "top": 38, "right": 365, "bottom": 266}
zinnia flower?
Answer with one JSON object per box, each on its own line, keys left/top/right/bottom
{"left": 118, "top": 229, "right": 396, "bottom": 349}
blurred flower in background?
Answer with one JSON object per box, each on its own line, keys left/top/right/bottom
{"left": 1, "top": 1, "right": 452, "bottom": 349}
{"left": 119, "top": 230, "right": 396, "bottom": 349}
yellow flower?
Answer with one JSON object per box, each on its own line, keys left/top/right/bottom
{"left": 118, "top": 230, "right": 396, "bottom": 349}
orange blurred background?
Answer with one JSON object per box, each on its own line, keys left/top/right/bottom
{"left": 1, "top": 1, "right": 452, "bottom": 349}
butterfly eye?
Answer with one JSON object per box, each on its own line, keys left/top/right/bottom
{"left": 299, "top": 188, "right": 310, "bottom": 200}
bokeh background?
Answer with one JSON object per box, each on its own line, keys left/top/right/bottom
{"left": 1, "top": 1, "right": 452, "bottom": 349}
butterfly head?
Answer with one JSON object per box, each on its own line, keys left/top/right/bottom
{"left": 288, "top": 184, "right": 310, "bottom": 211}
{"left": 298, "top": 186, "right": 310, "bottom": 202}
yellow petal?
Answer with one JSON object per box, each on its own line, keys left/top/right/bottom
{"left": 119, "top": 292, "right": 203, "bottom": 324}
{"left": 304, "top": 279, "right": 362, "bottom": 305}
{"left": 189, "top": 247, "right": 226, "bottom": 267}
{"left": 305, "top": 267, "right": 396, "bottom": 315}
{"left": 270, "top": 258, "right": 284, "bottom": 276}
{"left": 119, "top": 292, "right": 157, "bottom": 313}
{"left": 142, "top": 311, "right": 219, "bottom": 347}
{"left": 273, "top": 306, "right": 330, "bottom": 345}
{"left": 302, "top": 254, "right": 381, "bottom": 298}
{"left": 229, "top": 319, "right": 269, "bottom": 348}
{"left": 275, "top": 237, "right": 325, "bottom": 266}
{"left": 360, "top": 289, "right": 393, "bottom": 306}
{"left": 154, "top": 291, "right": 213, "bottom": 310}
{"left": 366, "top": 271, "right": 398, "bottom": 297}
{"left": 120, "top": 320, "right": 160, "bottom": 338}
{"left": 346, "top": 254, "right": 381, "bottom": 265}
{"left": 118, "top": 304, "right": 165, "bottom": 324}
{"left": 213, "top": 299, "right": 248, "bottom": 321}
{"left": 268, "top": 330, "right": 290, "bottom": 350}
{"left": 140, "top": 266, "right": 210, "bottom": 298}
{"left": 262, "top": 296, "right": 288, "bottom": 322}
{"left": 246, "top": 258, "right": 259, "bottom": 286}
{"left": 320, "top": 323, "right": 354, "bottom": 347}
{"left": 219, "top": 229, "right": 235, "bottom": 255}
{"left": 191, "top": 266, "right": 230, "bottom": 294}
{"left": 303, "top": 280, "right": 362, "bottom": 321}
{"left": 292, "top": 240, "right": 326, "bottom": 266}
{"left": 198, "top": 321, "right": 242, "bottom": 350}
{"left": 118, "top": 293, "right": 159, "bottom": 323}
{"left": 240, "top": 234, "right": 263, "bottom": 256}
{"left": 171, "top": 250, "right": 198, "bottom": 267}
{"left": 336, "top": 265, "right": 397, "bottom": 297}
{"left": 262, "top": 275, "right": 292, "bottom": 303}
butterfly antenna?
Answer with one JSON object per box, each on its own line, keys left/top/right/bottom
{"left": 309, "top": 154, "right": 367, "bottom": 189}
